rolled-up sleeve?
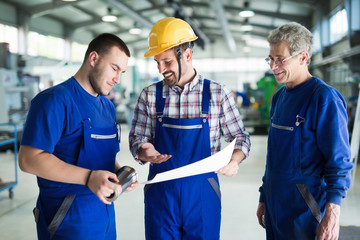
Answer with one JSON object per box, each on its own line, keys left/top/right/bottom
{"left": 128, "top": 87, "right": 156, "bottom": 164}
{"left": 220, "top": 86, "right": 251, "bottom": 158}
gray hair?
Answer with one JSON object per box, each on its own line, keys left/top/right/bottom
{"left": 267, "top": 22, "right": 313, "bottom": 64}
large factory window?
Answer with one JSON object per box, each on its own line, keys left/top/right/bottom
{"left": 71, "top": 41, "right": 87, "bottom": 63}
{"left": 312, "top": 27, "right": 321, "bottom": 53}
{"left": 0, "top": 24, "right": 18, "bottom": 53}
{"left": 330, "top": 8, "right": 348, "bottom": 44}
{"left": 27, "top": 32, "right": 65, "bottom": 60}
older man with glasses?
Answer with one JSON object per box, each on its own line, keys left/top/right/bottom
{"left": 256, "top": 22, "right": 353, "bottom": 240}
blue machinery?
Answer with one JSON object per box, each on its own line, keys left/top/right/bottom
{"left": 0, "top": 122, "right": 18, "bottom": 199}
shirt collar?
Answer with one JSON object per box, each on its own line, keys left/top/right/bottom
{"left": 168, "top": 70, "right": 203, "bottom": 92}
{"left": 184, "top": 70, "right": 203, "bottom": 91}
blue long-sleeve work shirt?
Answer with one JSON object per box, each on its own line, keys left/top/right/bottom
{"left": 259, "top": 77, "right": 353, "bottom": 205}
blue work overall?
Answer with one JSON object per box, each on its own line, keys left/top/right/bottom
{"left": 144, "top": 80, "right": 221, "bottom": 240}
{"left": 263, "top": 85, "right": 326, "bottom": 239}
{"left": 34, "top": 92, "right": 120, "bottom": 240}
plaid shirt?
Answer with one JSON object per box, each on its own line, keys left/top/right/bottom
{"left": 129, "top": 74, "right": 251, "bottom": 163}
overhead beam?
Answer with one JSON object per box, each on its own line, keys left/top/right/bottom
{"left": 70, "top": 5, "right": 104, "bottom": 29}
{"left": 206, "top": 0, "right": 237, "bottom": 53}
{"left": 71, "top": 5, "right": 124, "bottom": 31}
{"left": 169, "top": 2, "right": 211, "bottom": 45}
{"left": 279, "top": 0, "right": 317, "bottom": 9}
{"left": 194, "top": 15, "right": 276, "bottom": 32}
{"left": 27, "top": 0, "right": 87, "bottom": 18}
{"left": 311, "top": 45, "right": 360, "bottom": 67}
{"left": 203, "top": 27, "right": 269, "bottom": 39}
{"left": 104, "top": 0, "right": 153, "bottom": 29}
{"left": 178, "top": 0, "right": 307, "bottom": 23}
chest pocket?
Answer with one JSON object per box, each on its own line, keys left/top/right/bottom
{"left": 90, "top": 133, "right": 117, "bottom": 139}
{"left": 267, "top": 116, "right": 299, "bottom": 175}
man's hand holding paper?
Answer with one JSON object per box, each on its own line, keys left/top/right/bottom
{"left": 142, "top": 139, "right": 236, "bottom": 184}
{"left": 216, "top": 149, "right": 245, "bottom": 177}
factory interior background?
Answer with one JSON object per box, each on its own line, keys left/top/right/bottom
{"left": 0, "top": 0, "right": 359, "bottom": 239}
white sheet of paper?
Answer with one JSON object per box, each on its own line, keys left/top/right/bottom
{"left": 141, "top": 139, "right": 236, "bottom": 184}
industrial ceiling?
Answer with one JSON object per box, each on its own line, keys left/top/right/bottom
{"left": 1, "top": 0, "right": 323, "bottom": 58}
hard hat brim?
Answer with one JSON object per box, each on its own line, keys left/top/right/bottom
{"left": 144, "top": 36, "right": 198, "bottom": 57}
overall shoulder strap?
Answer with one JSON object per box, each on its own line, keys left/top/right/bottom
{"left": 202, "top": 79, "right": 211, "bottom": 115}
{"left": 155, "top": 81, "right": 164, "bottom": 117}
{"left": 155, "top": 79, "right": 211, "bottom": 116}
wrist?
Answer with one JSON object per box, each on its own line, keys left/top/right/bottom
{"left": 232, "top": 150, "right": 245, "bottom": 165}
{"left": 325, "top": 202, "right": 340, "bottom": 218}
{"left": 85, "top": 169, "right": 93, "bottom": 187}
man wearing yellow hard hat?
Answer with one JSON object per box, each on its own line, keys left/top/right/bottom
{"left": 129, "top": 17, "right": 251, "bottom": 239}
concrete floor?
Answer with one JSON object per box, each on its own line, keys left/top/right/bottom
{"left": 0, "top": 125, "right": 359, "bottom": 239}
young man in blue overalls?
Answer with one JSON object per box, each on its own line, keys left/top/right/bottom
{"left": 19, "top": 33, "right": 137, "bottom": 239}
{"left": 129, "top": 17, "right": 251, "bottom": 239}
{"left": 256, "top": 22, "right": 353, "bottom": 240}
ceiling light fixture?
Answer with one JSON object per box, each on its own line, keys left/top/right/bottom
{"left": 102, "top": 7, "right": 118, "bottom": 22}
{"left": 129, "top": 27, "right": 142, "bottom": 35}
{"left": 239, "top": 1, "right": 255, "bottom": 18}
{"left": 239, "top": 10, "right": 255, "bottom": 18}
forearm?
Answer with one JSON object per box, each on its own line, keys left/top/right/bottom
{"left": 129, "top": 98, "right": 154, "bottom": 159}
{"left": 129, "top": 136, "right": 149, "bottom": 159}
{"left": 231, "top": 149, "right": 245, "bottom": 164}
{"left": 114, "top": 161, "right": 121, "bottom": 173}
{"left": 19, "top": 145, "right": 90, "bottom": 185}
{"left": 324, "top": 202, "right": 340, "bottom": 220}
{"left": 220, "top": 86, "right": 251, "bottom": 157}
{"left": 221, "top": 120, "right": 250, "bottom": 151}
{"left": 316, "top": 202, "right": 340, "bottom": 239}
{"left": 217, "top": 149, "right": 245, "bottom": 177}
{"left": 129, "top": 123, "right": 155, "bottom": 162}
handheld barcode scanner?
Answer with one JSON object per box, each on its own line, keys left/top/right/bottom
{"left": 107, "top": 166, "right": 137, "bottom": 202}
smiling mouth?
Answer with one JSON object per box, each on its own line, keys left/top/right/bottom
{"left": 274, "top": 71, "right": 284, "bottom": 77}
{"left": 163, "top": 72, "right": 173, "bottom": 79}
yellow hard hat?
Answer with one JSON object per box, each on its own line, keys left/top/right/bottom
{"left": 144, "top": 17, "right": 198, "bottom": 57}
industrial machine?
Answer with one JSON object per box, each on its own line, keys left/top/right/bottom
{"left": 239, "top": 72, "right": 282, "bottom": 134}
{"left": 0, "top": 68, "right": 40, "bottom": 198}
{"left": 0, "top": 68, "right": 39, "bottom": 149}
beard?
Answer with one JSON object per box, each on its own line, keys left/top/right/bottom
{"left": 88, "top": 64, "right": 107, "bottom": 96}
{"left": 163, "top": 71, "right": 178, "bottom": 87}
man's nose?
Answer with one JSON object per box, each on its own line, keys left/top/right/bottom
{"left": 158, "top": 63, "right": 166, "bottom": 74}
{"left": 113, "top": 73, "right": 121, "bottom": 84}
{"left": 270, "top": 62, "right": 279, "bottom": 71}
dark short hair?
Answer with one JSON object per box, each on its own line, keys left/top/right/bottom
{"left": 83, "top": 33, "right": 130, "bottom": 62}
{"left": 170, "top": 41, "right": 195, "bottom": 57}
{"left": 178, "top": 41, "right": 195, "bottom": 53}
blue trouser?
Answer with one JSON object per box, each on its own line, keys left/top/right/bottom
{"left": 35, "top": 191, "right": 116, "bottom": 240}
{"left": 144, "top": 80, "right": 221, "bottom": 240}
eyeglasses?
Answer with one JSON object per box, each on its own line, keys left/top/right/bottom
{"left": 265, "top": 52, "right": 300, "bottom": 66}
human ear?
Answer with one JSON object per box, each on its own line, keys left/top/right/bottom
{"left": 88, "top": 51, "right": 99, "bottom": 67}
{"left": 184, "top": 48, "right": 192, "bottom": 62}
{"left": 300, "top": 51, "right": 309, "bottom": 64}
